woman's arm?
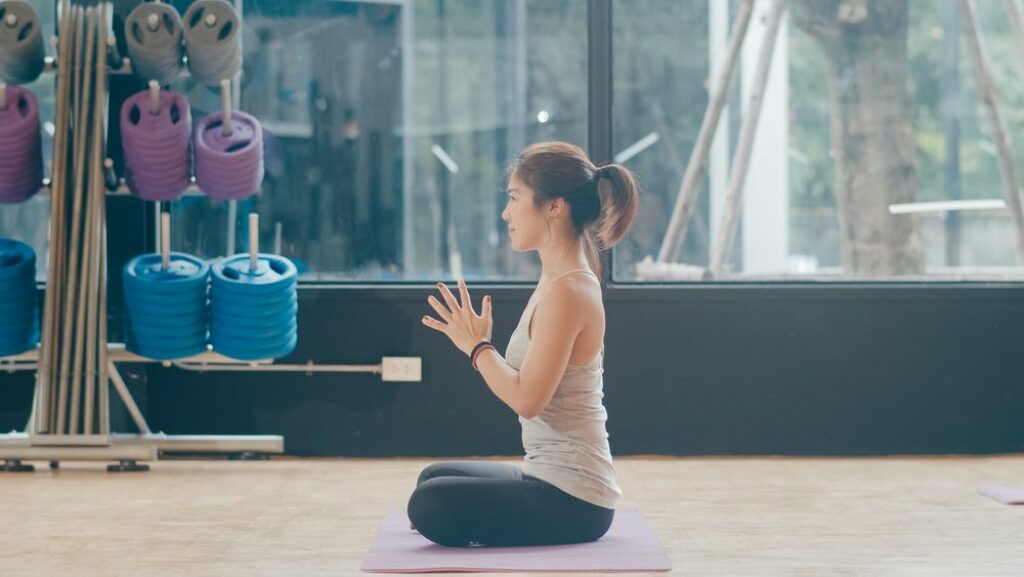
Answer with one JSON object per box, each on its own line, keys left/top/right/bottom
{"left": 477, "top": 282, "right": 585, "bottom": 419}
{"left": 422, "top": 279, "right": 587, "bottom": 419}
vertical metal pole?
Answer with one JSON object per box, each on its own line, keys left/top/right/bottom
{"left": 588, "top": 0, "right": 613, "bottom": 283}
{"left": 943, "top": 0, "right": 962, "bottom": 267}
{"left": 401, "top": 0, "right": 415, "bottom": 278}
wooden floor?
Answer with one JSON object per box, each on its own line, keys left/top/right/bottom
{"left": 1, "top": 455, "right": 1022, "bottom": 576}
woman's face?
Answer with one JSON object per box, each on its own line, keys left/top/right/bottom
{"left": 502, "top": 171, "right": 548, "bottom": 253}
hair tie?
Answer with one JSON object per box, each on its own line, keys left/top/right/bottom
{"left": 596, "top": 165, "right": 614, "bottom": 180}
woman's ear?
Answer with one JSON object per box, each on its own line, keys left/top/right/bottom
{"left": 546, "top": 197, "right": 565, "bottom": 217}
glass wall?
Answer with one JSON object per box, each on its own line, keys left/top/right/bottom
{"left": 613, "top": 0, "right": 1024, "bottom": 281}
{"left": 170, "top": 0, "right": 587, "bottom": 281}
{"left": 6, "top": 1, "right": 1024, "bottom": 284}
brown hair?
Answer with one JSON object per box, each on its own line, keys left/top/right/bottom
{"left": 509, "top": 141, "right": 639, "bottom": 276}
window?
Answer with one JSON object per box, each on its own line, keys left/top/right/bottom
{"left": 170, "top": 0, "right": 587, "bottom": 281}
{"left": 10, "top": 1, "right": 1020, "bottom": 285}
{"left": 612, "top": 0, "right": 1024, "bottom": 282}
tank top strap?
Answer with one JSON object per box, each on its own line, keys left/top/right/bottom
{"left": 548, "top": 268, "right": 597, "bottom": 283}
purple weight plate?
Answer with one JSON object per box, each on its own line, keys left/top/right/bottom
{"left": 124, "top": 154, "right": 191, "bottom": 178}
{"left": 194, "top": 170, "right": 262, "bottom": 194}
{"left": 194, "top": 154, "right": 261, "bottom": 179}
{"left": 0, "top": 124, "right": 40, "bottom": 147}
{"left": 120, "top": 89, "right": 192, "bottom": 134}
{"left": 0, "top": 186, "right": 40, "bottom": 203}
{"left": 124, "top": 155, "right": 191, "bottom": 178}
{"left": 125, "top": 177, "right": 190, "bottom": 201}
{"left": 0, "top": 166, "right": 42, "bottom": 195}
{"left": 0, "top": 156, "right": 41, "bottom": 178}
{"left": 122, "top": 128, "right": 191, "bottom": 151}
{"left": 194, "top": 111, "right": 261, "bottom": 154}
{"left": 124, "top": 162, "right": 191, "bottom": 180}
{"left": 195, "top": 157, "right": 263, "bottom": 199}
{"left": 0, "top": 172, "right": 42, "bottom": 196}
{"left": 125, "top": 183, "right": 188, "bottom": 202}
{"left": 193, "top": 144, "right": 261, "bottom": 169}
{"left": 0, "top": 87, "right": 39, "bottom": 136}
{"left": 0, "top": 132, "right": 41, "bottom": 157}
{"left": 0, "top": 150, "right": 40, "bottom": 168}
{"left": 124, "top": 169, "right": 190, "bottom": 193}
{"left": 195, "top": 171, "right": 262, "bottom": 200}
{"left": 125, "top": 158, "right": 190, "bottom": 179}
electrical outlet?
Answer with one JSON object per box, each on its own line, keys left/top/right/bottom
{"left": 381, "top": 357, "right": 422, "bottom": 382}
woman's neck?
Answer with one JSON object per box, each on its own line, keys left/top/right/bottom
{"left": 538, "top": 237, "right": 589, "bottom": 282}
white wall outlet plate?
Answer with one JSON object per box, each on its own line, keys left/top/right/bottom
{"left": 381, "top": 357, "right": 422, "bottom": 382}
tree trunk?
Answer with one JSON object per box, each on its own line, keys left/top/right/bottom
{"left": 794, "top": 0, "right": 924, "bottom": 276}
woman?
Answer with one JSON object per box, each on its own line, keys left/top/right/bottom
{"left": 411, "top": 141, "right": 639, "bottom": 547}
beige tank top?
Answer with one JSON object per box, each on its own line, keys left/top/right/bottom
{"left": 504, "top": 269, "right": 622, "bottom": 510}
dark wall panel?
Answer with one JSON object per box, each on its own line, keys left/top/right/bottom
{"left": 130, "top": 285, "right": 1024, "bottom": 457}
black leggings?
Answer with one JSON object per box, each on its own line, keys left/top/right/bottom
{"left": 406, "top": 460, "right": 615, "bottom": 548}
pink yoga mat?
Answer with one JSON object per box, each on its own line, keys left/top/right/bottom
{"left": 361, "top": 508, "right": 672, "bottom": 573}
{"left": 977, "top": 485, "right": 1024, "bottom": 505}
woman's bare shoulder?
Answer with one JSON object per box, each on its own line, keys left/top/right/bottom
{"left": 546, "top": 273, "right": 602, "bottom": 316}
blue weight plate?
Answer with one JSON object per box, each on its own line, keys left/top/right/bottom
{"left": 209, "top": 319, "right": 294, "bottom": 338}
{"left": 123, "top": 271, "right": 208, "bottom": 296}
{"left": 211, "top": 254, "right": 296, "bottom": 294}
{"left": 0, "top": 318, "right": 37, "bottom": 337}
{"left": 125, "top": 323, "right": 207, "bottom": 343}
{"left": 0, "top": 281, "right": 38, "bottom": 301}
{"left": 123, "top": 273, "right": 208, "bottom": 297}
{"left": 0, "top": 238, "right": 35, "bottom": 280}
{"left": 211, "top": 324, "right": 296, "bottom": 347}
{"left": 126, "top": 322, "right": 207, "bottom": 336}
{"left": 124, "top": 295, "right": 208, "bottom": 317}
{"left": 126, "top": 312, "right": 205, "bottom": 330}
{"left": 124, "top": 326, "right": 207, "bottom": 347}
{"left": 209, "top": 301, "right": 294, "bottom": 323}
{"left": 0, "top": 333, "right": 37, "bottom": 349}
{"left": 210, "top": 320, "right": 295, "bottom": 342}
{"left": 0, "top": 313, "right": 37, "bottom": 332}
{"left": 210, "top": 294, "right": 297, "bottom": 318}
{"left": 125, "top": 285, "right": 207, "bottom": 304}
{"left": 0, "top": 313, "right": 37, "bottom": 331}
{"left": 210, "top": 290, "right": 295, "bottom": 312}
{"left": 211, "top": 304, "right": 297, "bottom": 330}
{"left": 0, "top": 325, "right": 38, "bottom": 348}
{"left": 211, "top": 272, "right": 296, "bottom": 295}
{"left": 125, "top": 293, "right": 205, "bottom": 311}
{"left": 210, "top": 278, "right": 296, "bottom": 300}
{"left": 209, "top": 282, "right": 294, "bottom": 305}
{"left": 125, "top": 309, "right": 206, "bottom": 329}
{"left": 125, "top": 340, "right": 207, "bottom": 361}
{"left": 123, "top": 252, "right": 209, "bottom": 294}
{"left": 0, "top": 268, "right": 36, "bottom": 286}
{"left": 211, "top": 312, "right": 296, "bottom": 334}
{"left": 0, "top": 298, "right": 37, "bottom": 318}
{"left": 212, "top": 332, "right": 297, "bottom": 361}
{"left": 125, "top": 313, "right": 208, "bottom": 331}
{"left": 0, "top": 339, "right": 38, "bottom": 358}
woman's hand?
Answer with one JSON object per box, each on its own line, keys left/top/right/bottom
{"left": 422, "top": 279, "right": 493, "bottom": 355}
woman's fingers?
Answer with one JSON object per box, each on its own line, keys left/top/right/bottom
{"left": 458, "top": 279, "right": 474, "bottom": 315}
{"left": 482, "top": 294, "right": 492, "bottom": 320}
{"left": 426, "top": 295, "right": 451, "bottom": 321}
{"left": 421, "top": 315, "right": 447, "bottom": 333}
{"left": 437, "top": 282, "right": 461, "bottom": 315}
